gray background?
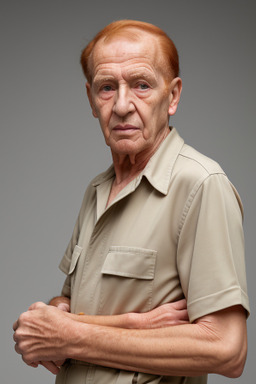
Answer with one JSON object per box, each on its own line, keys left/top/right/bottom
{"left": 1, "top": 0, "right": 255, "bottom": 383}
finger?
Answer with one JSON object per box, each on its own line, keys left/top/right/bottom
{"left": 28, "top": 301, "right": 46, "bottom": 311}
{"left": 40, "top": 361, "right": 60, "bottom": 375}
{"left": 15, "top": 342, "right": 21, "bottom": 355}
{"left": 178, "top": 309, "right": 189, "bottom": 321}
{"left": 13, "top": 332, "right": 17, "bottom": 342}
{"left": 54, "top": 359, "right": 66, "bottom": 367}
{"left": 28, "top": 362, "right": 39, "bottom": 368}
{"left": 13, "top": 320, "right": 18, "bottom": 331}
{"left": 172, "top": 299, "right": 187, "bottom": 310}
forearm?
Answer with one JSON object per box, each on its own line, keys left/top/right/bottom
{"left": 13, "top": 299, "right": 187, "bottom": 377}
{"left": 67, "top": 321, "right": 215, "bottom": 376}
{"left": 66, "top": 306, "right": 246, "bottom": 377}
{"left": 47, "top": 296, "right": 158, "bottom": 329}
{"left": 48, "top": 296, "right": 133, "bottom": 328}
{"left": 69, "top": 312, "right": 134, "bottom": 328}
{"left": 50, "top": 297, "right": 188, "bottom": 329}
{"left": 13, "top": 303, "right": 246, "bottom": 378}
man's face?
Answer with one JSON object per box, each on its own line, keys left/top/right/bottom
{"left": 87, "top": 32, "right": 180, "bottom": 160}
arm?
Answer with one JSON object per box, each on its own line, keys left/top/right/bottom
{"left": 14, "top": 298, "right": 189, "bottom": 374}
{"left": 13, "top": 302, "right": 247, "bottom": 378}
{"left": 48, "top": 296, "right": 189, "bottom": 328}
{"left": 64, "top": 305, "right": 248, "bottom": 377}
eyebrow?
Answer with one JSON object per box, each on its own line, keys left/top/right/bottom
{"left": 92, "top": 66, "right": 158, "bottom": 87}
{"left": 125, "top": 68, "right": 157, "bottom": 82}
{"left": 92, "top": 75, "right": 115, "bottom": 87}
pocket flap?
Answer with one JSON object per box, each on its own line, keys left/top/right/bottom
{"left": 102, "top": 246, "right": 157, "bottom": 280}
{"left": 68, "top": 245, "right": 83, "bottom": 275}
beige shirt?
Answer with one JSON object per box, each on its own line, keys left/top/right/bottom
{"left": 57, "top": 128, "right": 249, "bottom": 384}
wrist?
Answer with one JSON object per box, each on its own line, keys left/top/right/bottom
{"left": 126, "top": 312, "right": 143, "bottom": 329}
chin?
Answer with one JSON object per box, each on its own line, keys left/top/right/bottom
{"left": 111, "top": 140, "right": 143, "bottom": 155}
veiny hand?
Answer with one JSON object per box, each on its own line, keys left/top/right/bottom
{"left": 43, "top": 297, "right": 71, "bottom": 372}
{"left": 13, "top": 302, "right": 71, "bottom": 374}
{"left": 132, "top": 299, "right": 189, "bottom": 329}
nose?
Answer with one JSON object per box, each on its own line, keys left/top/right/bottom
{"left": 112, "top": 86, "right": 135, "bottom": 117}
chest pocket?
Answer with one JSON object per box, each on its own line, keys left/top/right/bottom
{"left": 100, "top": 246, "right": 157, "bottom": 314}
{"left": 102, "top": 246, "right": 156, "bottom": 279}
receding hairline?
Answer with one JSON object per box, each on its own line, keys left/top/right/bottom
{"left": 89, "top": 30, "right": 168, "bottom": 78}
{"left": 81, "top": 20, "right": 180, "bottom": 84}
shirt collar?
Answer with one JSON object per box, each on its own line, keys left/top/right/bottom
{"left": 141, "top": 127, "right": 184, "bottom": 195}
{"left": 92, "top": 164, "right": 115, "bottom": 187}
{"left": 92, "top": 127, "right": 184, "bottom": 195}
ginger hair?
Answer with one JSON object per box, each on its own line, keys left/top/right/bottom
{"left": 80, "top": 20, "right": 179, "bottom": 84}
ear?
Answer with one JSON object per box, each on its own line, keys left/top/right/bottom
{"left": 86, "top": 83, "right": 98, "bottom": 118}
{"left": 168, "top": 77, "right": 182, "bottom": 116}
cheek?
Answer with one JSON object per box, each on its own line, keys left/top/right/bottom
{"left": 97, "top": 109, "right": 113, "bottom": 140}
{"left": 95, "top": 102, "right": 111, "bottom": 124}
{"left": 149, "top": 98, "right": 170, "bottom": 122}
{"left": 141, "top": 101, "right": 169, "bottom": 139}
{"left": 140, "top": 100, "right": 162, "bottom": 123}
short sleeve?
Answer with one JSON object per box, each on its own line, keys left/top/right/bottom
{"left": 177, "top": 173, "right": 250, "bottom": 322}
{"left": 58, "top": 181, "right": 97, "bottom": 298}
{"left": 59, "top": 216, "right": 81, "bottom": 276}
{"left": 58, "top": 229, "right": 80, "bottom": 298}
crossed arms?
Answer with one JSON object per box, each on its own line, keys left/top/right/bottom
{"left": 13, "top": 296, "right": 247, "bottom": 378}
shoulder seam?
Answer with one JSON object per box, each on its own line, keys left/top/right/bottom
{"left": 179, "top": 153, "right": 225, "bottom": 176}
{"left": 177, "top": 173, "right": 228, "bottom": 241}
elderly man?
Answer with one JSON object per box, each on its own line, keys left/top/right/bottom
{"left": 13, "top": 20, "right": 250, "bottom": 384}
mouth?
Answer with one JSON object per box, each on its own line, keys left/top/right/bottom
{"left": 112, "top": 124, "right": 140, "bottom": 133}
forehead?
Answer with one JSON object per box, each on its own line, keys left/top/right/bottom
{"left": 90, "top": 31, "right": 164, "bottom": 78}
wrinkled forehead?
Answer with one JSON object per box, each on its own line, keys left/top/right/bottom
{"left": 89, "top": 30, "right": 166, "bottom": 77}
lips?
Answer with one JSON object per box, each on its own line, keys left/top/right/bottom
{"left": 113, "top": 124, "right": 140, "bottom": 131}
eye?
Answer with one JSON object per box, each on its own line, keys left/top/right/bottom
{"left": 137, "top": 83, "right": 149, "bottom": 90}
{"left": 134, "top": 81, "right": 152, "bottom": 92}
{"left": 102, "top": 85, "right": 113, "bottom": 92}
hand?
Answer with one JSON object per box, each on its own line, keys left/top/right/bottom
{"left": 131, "top": 299, "right": 189, "bottom": 329}
{"left": 43, "top": 297, "right": 70, "bottom": 373}
{"left": 13, "top": 302, "right": 71, "bottom": 373}
{"left": 31, "top": 299, "right": 69, "bottom": 373}
{"left": 27, "top": 360, "right": 64, "bottom": 375}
